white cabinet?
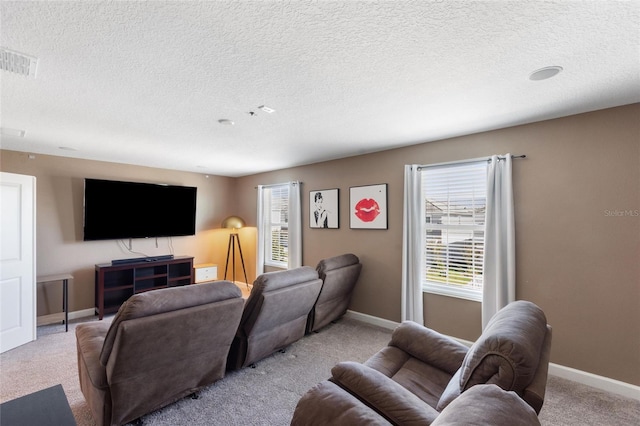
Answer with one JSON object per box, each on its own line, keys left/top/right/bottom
{"left": 194, "top": 263, "right": 218, "bottom": 283}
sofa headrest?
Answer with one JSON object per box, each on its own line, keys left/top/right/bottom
{"left": 239, "top": 266, "right": 323, "bottom": 339}
{"left": 316, "top": 254, "right": 360, "bottom": 276}
{"left": 459, "top": 300, "right": 548, "bottom": 392}
{"left": 251, "top": 266, "right": 319, "bottom": 293}
{"left": 100, "top": 281, "right": 241, "bottom": 365}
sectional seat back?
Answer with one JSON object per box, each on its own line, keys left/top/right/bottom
{"left": 306, "top": 253, "right": 362, "bottom": 333}
{"left": 227, "top": 266, "right": 323, "bottom": 369}
{"left": 292, "top": 300, "right": 552, "bottom": 425}
{"left": 76, "top": 281, "right": 244, "bottom": 426}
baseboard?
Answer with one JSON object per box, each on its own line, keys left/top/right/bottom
{"left": 345, "top": 310, "right": 640, "bottom": 401}
{"left": 36, "top": 308, "right": 96, "bottom": 326}
{"left": 345, "top": 310, "right": 400, "bottom": 330}
{"left": 548, "top": 363, "right": 640, "bottom": 401}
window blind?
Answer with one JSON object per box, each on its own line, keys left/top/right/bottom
{"left": 422, "top": 161, "right": 487, "bottom": 294}
{"left": 267, "top": 185, "right": 289, "bottom": 264}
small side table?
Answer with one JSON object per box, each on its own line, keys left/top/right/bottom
{"left": 193, "top": 263, "right": 218, "bottom": 283}
{"left": 36, "top": 273, "right": 73, "bottom": 332}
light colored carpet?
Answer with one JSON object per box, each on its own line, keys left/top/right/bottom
{"left": 1, "top": 316, "right": 638, "bottom": 425}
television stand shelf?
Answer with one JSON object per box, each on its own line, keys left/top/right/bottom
{"left": 95, "top": 256, "right": 194, "bottom": 320}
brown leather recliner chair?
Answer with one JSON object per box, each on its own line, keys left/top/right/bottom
{"left": 292, "top": 300, "right": 552, "bottom": 425}
{"left": 76, "top": 281, "right": 244, "bottom": 426}
{"left": 227, "top": 266, "right": 323, "bottom": 370}
{"left": 306, "top": 253, "right": 362, "bottom": 334}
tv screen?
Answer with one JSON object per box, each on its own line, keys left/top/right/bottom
{"left": 83, "top": 178, "right": 197, "bottom": 241}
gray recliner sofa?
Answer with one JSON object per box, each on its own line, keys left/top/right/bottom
{"left": 292, "top": 300, "right": 552, "bottom": 425}
{"left": 76, "top": 281, "right": 244, "bottom": 426}
{"left": 306, "top": 253, "right": 362, "bottom": 333}
{"left": 227, "top": 266, "right": 323, "bottom": 370}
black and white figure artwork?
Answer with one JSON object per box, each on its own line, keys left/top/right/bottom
{"left": 309, "top": 189, "right": 339, "bottom": 229}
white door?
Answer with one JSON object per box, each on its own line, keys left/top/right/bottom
{"left": 0, "top": 172, "right": 36, "bottom": 353}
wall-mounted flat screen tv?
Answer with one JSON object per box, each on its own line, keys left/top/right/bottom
{"left": 83, "top": 178, "right": 197, "bottom": 241}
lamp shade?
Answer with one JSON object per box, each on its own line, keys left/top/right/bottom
{"left": 221, "top": 215, "right": 245, "bottom": 230}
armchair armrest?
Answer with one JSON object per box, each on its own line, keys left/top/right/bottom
{"left": 432, "top": 384, "right": 541, "bottom": 426}
{"left": 291, "top": 380, "right": 390, "bottom": 426}
{"left": 331, "top": 361, "right": 439, "bottom": 425}
{"left": 76, "top": 322, "right": 110, "bottom": 389}
{"left": 389, "top": 321, "right": 469, "bottom": 375}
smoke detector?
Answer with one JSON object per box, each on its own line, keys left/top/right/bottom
{"left": 258, "top": 105, "right": 275, "bottom": 114}
{"left": 0, "top": 47, "right": 38, "bottom": 78}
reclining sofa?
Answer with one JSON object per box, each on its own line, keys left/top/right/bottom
{"left": 306, "top": 253, "right": 362, "bottom": 333}
{"left": 227, "top": 266, "right": 323, "bottom": 370}
{"left": 292, "top": 300, "right": 552, "bottom": 425}
{"left": 76, "top": 281, "right": 244, "bottom": 426}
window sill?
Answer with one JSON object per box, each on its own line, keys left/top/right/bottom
{"left": 265, "top": 260, "right": 287, "bottom": 269}
{"left": 422, "top": 282, "right": 482, "bottom": 302}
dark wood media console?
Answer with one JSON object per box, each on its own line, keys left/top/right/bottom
{"left": 95, "top": 256, "right": 194, "bottom": 319}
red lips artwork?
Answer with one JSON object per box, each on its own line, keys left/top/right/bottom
{"left": 354, "top": 198, "right": 380, "bottom": 222}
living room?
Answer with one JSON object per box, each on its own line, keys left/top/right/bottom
{"left": 1, "top": 1, "right": 639, "bottom": 424}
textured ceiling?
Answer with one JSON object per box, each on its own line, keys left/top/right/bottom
{"left": 1, "top": 1, "right": 639, "bottom": 177}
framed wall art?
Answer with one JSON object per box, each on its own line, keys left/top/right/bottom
{"left": 349, "top": 184, "right": 388, "bottom": 229}
{"left": 309, "top": 188, "right": 339, "bottom": 229}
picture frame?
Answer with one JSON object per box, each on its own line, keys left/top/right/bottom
{"left": 309, "top": 188, "right": 339, "bottom": 229}
{"left": 349, "top": 184, "right": 388, "bottom": 229}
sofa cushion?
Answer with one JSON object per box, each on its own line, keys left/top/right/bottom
{"left": 365, "top": 346, "right": 412, "bottom": 377}
{"left": 100, "top": 281, "right": 241, "bottom": 365}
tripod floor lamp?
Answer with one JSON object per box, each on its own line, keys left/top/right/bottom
{"left": 222, "top": 215, "right": 248, "bottom": 287}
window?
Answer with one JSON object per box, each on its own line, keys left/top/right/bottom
{"left": 422, "top": 161, "right": 487, "bottom": 301}
{"left": 263, "top": 184, "right": 289, "bottom": 267}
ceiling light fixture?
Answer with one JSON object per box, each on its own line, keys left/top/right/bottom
{"left": 218, "top": 119, "right": 234, "bottom": 125}
{"left": 0, "top": 47, "right": 38, "bottom": 78}
{"left": 529, "top": 66, "right": 563, "bottom": 81}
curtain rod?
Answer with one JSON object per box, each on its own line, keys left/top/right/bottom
{"left": 416, "top": 154, "right": 526, "bottom": 171}
{"left": 254, "top": 181, "right": 302, "bottom": 189}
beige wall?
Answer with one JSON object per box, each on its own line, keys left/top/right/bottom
{"left": 0, "top": 152, "right": 237, "bottom": 315}
{"left": 234, "top": 104, "right": 640, "bottom": 386}
{"left": 1, "top": 104, "right": 638, "bottom": 386}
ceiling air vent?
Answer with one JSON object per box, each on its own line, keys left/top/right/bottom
{"left": 0, "top": 47, "right": 38, "bottom": 78}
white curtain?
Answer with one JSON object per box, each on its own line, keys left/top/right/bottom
{"left": 482, "top": 154, "right": 516, "bottom": 328}
{"left": 256, "top": 185, "right": 266, "bottom": 275}
{"left": 288, "top": 181, "right": 302, "bottom": 269}
{"left": 401, "top": 165, "right": 424, "bottom": 324}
